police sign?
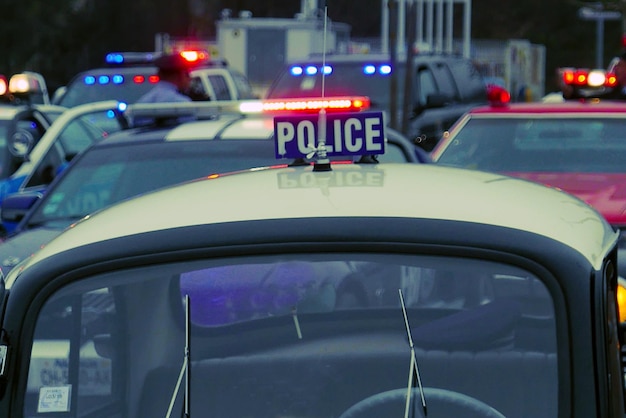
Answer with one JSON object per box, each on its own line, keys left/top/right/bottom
{"left": 274, "top": 111, "right": 385, "bottom": 159}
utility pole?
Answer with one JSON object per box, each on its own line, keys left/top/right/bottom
{"left": 578, "top": 3, "right": 621, "bottom": 68}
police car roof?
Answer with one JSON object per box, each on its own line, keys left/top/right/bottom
{"left": 20, "top": 163, "right": 616, "bottom": 273}
{"left": 92, "top": 114, "right": 276, "bottom": 147}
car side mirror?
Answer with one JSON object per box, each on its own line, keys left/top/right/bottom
{"left": 1, "top": 193, "right": 41, "bottom": 223}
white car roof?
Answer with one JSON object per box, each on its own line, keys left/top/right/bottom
{"left": 164, "top": 114, "right": 274, "bottom": 140}
{"left": 25, "top": 163, "right": 617, "bottom": 271}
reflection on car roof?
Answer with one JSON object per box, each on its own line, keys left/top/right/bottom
{"left": 30, "top": 163, "right": 616, "bottom": 270}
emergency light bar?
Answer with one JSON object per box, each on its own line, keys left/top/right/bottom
{"left": 124, "top": 97, "right": 373, "bottom": 127}
{"left": 124, "top": 101, "right": 244, "bottom": 122}
{"left": 105, "top": 52, "right": 158, "bottom": 65}
{"left": 239, "top": 97, "right": 371, "bottom": 113}
{"left": 560, "top": 68, "right": 618, "bottom": 88}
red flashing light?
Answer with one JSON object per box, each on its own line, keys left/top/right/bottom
{"left": 605, "top": 72, "right": 618, "bottom": 87}
{"left": 148, "top": 75, "right": 160, "bottom": 83}
{"left": 486, "top": 85, "right": 510, "bottom": 106}
{"left": 0, "top": 75, "right": 7, "bottom": 96}
{"left": 562, "top": 69, "right": 575, "bottom": 84}
{"left": 179, "top": 49, "right": 210, "bottom": 64}
{"left": 573, "top": 70, "right": 589, "bottom": 85}
{"left": 241, "top": 96, "right": 372, "bottom": 113}
{"left": 133, "top": 75, "right": 145, "bottom": 84}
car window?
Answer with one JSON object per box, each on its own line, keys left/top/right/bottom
{"left": 230, "top": 71, "right": 256, "bottom": 99}
{"left": 207, "top": 74, "right": 231, "bottom": 100}
{"left": 431, "top": 62, "right": 458, "bottom": 100}
{"left": 436, "top": 117, "right": 626, "bottom": 172}
{"left": 26, "top": 140, "right": 280, "bottom": 227}
{"left": 25, "top": 254, "right": 558, "bottom": 417}
{"left": 23, "top": 110, "right": 126, "bottom": 189}
{"left": 416, "top": 66, "right": 438, "bottom": 107}
{"left": 447, "top": 59, "right": 487, "bottom": 102}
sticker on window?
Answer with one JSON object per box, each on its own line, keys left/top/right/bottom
{"left": 37, "top": 385, "right": 71, "bottom": 413}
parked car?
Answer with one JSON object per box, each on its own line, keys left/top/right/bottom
{"left": 0, "top": 130, "right": 622, "bottom": 417}
{"left": 266, "top": 52, "right": 489, "bottom": 151}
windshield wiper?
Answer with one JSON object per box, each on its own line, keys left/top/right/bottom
{"left": 399, "top": 289, "right": 427, "bottom": 417}
{"left": 166, "top": 294, "right": 191, "bottom": 418}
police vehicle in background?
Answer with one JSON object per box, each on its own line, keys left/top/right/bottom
{"left": 0, "top": 100, "right": 127, "bottom": 236}
{"left": 265, "top": 52, "right": 489, "bottom": 151}
{"left": 0, "top": 73, "right": 66, "bottom": 203}
{"left": 53, "top": 50, "right": 257, "bottom": 108}
{"left": 0, "top": 101, "right": 623, "bottom": 418}
{"left": 0, "top": 96, "right": 424, "bottom": 273}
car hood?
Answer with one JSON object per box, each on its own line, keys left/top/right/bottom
{"left": 0, "top": 227, "right": 64, "bottom": 274}
{"left": 507, "top": 172, "right": 626, "bottom": 225}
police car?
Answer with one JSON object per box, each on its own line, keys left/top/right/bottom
{"left": 0, "top": 97, "right": 424, "bottom": 273}
{"left": 53, "top": 50, "right": 257, "bottom": 107}
{"left": 0, "top": 99, "right": 128, "bottom": 236}
{"left": 0, "top": 104, "right": 623, "bottom": 418}
{"left": 265, "top": 52, "right": 489, "bottom": 151}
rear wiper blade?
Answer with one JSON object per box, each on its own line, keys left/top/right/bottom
{"left": 166, "top": 294, "right": 192, "bottom": 418}
{"left": 399, "top": 289, "right": 427, "bottom": 417}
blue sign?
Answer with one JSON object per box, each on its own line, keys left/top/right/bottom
{"left": 274, "top": 111, "right": 385, "bottom": 159}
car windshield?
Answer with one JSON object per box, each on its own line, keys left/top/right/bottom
{"left": 26, "top": 138, "right": 412, "bottom": 228}
{"left": 436, "top": 117, "right": 626, "bottom": 172}
{"left": 57, "top": 69, "right": 157, "bottom": 107}
{"left": 27, "top": 253, "right": 558, "bottom": 418}
{"left": 267, "top": 61, "right": 405, "bottom": 111}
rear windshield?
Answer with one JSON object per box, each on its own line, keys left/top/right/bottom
{"left": 26, "top": 140, "right": 279, "bottom": 227}
{"left": 56, "top": 68, "right": 158, "bottom": 107}
{"left": 27, "top": 253, "right": 558, "bottom": 418}
{"left": 26, "top": 138, "right": 415, "bottom": 229}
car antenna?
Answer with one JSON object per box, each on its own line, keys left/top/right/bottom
{"left": 166, "top": 294, "right": 192, "bottom": 418}
{"left": 399, "top": 289, "right": 427, "bottom": 417}
{"left": 313, "top": 0, "right": 331, "bottom": 172}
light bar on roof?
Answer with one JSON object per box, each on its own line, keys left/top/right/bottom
{"left": 239, "top": 96, "right": 371, "bottom": 113}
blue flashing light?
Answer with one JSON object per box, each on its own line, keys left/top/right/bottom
{"left": 363, "top": 65, "right": 376, "bottom": 75}
{"left": 290, "top": 66, "right": 303, "bottom": 76}
{"left": 84, "top": 76, "right": 96, "bottom": 85}
{"left": 106, "top": 110, "right": 116, "bottom": 118}
{"left": 322, "top": 65, "right": 332, "bottom": 75}
{"left": 98, "top": 75, "right": 111, "bottom": 85}
{"left": 118, "top": 102, "right": 128, "bottom": 112}
{"left": 379, "top": 64, "right": 392, "bottom": 75}
{"left": 112, "top": 75, "right": 124, "bottom": 84}
{"left": 106, "top": 53, "right": 124, "bottom": 64}
{"left": 305, "top": 66, "right": 318, "bottom": 75}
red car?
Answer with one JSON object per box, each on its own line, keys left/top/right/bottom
{"left": 431, "top": 97, "right": 626, "bottom": 288}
